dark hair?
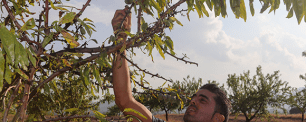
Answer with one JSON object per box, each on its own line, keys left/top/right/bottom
{"left": 199, "top": 84, "right": 231, "bottom": 122}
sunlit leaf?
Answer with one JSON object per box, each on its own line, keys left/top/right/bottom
{"left": 63, "top": 108, "right": 79, "bottom": 112}
{"left": 59, "top": 12, "right": 76, "bottom": 24}
{"left": 42, "top": 32, "right": 54, "bottom": 48}
{"left": 0, "top": 51, "right": 4, "bottom": 86}
{"left": 123, "top": 108, "right": 147, "bottom": 120}
{"left": 0, "top": 24, "right": 15, "bottom": 62}
{"left": 4, "top": 63, "right": 11, "bottom": 84}
{"left": 240, "top": 0, "right": 247, "bottom": 22}
{"left": 20, "top": 18, "right": 35, "bottom": 31}
{"left": 286, "top": 8, "right": 293, "bottom": 18}
{"left": 60, "top": 31, "right": 79, "bottom": 48}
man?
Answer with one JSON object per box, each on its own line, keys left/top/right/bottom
{"left": 112, "top": 8, "right": 231, "bottom": 122}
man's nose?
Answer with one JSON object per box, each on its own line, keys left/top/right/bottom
{"left": 190, "top": 98, "right": 196, "bottom": 105}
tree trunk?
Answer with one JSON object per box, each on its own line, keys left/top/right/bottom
{"left": 19, "top": 83, "right": 31, "bottom": 121}
{"left": 302, "top": 112, "right": 304, "bottom": 122}
{"left": 165, "top": 110, "right": 168, "bottom": 121}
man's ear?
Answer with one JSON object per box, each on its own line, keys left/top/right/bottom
{"left": 213, "top": 113, "right": 225, "bottom": 122}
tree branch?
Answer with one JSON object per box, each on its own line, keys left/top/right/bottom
{"left": 29, "top": 0, "right": 188, "bottom": 102}
{"left": 121, "top": 54, "right": 173, "bottom": 83}
{"left": 34, "top": 115, "right": 98, "bottom": 122}
{"left": 165, "top": 51, "right": 198, "bottom": 66}
{"left": 3, "top": 79, "right": 21, "bottom": 122}
{"left": 63, "top": 0, "right": 92, "bottom": 30}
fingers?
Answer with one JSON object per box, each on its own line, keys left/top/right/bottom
{"left": 112, "top": 9, "right": 132, "bottom": 32}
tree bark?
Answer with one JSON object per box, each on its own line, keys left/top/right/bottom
{"left": 302, "top": 112, "right": 304, "bottom": 122}
{"left": 165, "top": 110, "right": 168, "bottom": 121}
{"left": 19, "top": 83, "right": 31, "bottom": 121}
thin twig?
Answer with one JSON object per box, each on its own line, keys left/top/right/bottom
{"left": 137, "top": 6, "right": 142, "bottom": 33}
{"left": 121, "top": 54, "right": 173, "bottom": 83}
{"left": 2, "top": 85, "right": 16, "bottom": 111}
{"left": 164, "top": 51, "right": 198, "bottom": 66}
{"left": 63, "top": 0, "right": 92, "bottom": 30}
{"left": 44, "top": 0, "right": 49, "bottom": 35}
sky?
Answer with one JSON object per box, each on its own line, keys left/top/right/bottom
{"left": 58, "top": 0, "right": 306, "bottom": 90}
{"left": 2, "top": 0, "right": 306, "bottom": 113}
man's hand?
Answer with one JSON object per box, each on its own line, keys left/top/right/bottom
{"left": 111, "top": 7, "right": 131, "bottom": 40}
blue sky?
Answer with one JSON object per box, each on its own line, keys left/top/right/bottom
{"left": 54, "top": 0, "right": 306, "bottom": 90}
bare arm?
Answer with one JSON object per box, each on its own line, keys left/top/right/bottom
{"left": 111, "top": 9, "right": 153, "bottom": 122}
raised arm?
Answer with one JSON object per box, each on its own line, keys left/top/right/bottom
{"left": 111, "top": 8, "right": 153, "bottom": 122}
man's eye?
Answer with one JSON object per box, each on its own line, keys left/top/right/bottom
{"left": 201, "top": 99, "right": 206, "bottom": 102}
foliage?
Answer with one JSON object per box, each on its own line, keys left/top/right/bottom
{"left": 171, "top": 75, "right": 203, "bottom": 111}
{"left": 227, "top": 65, "right": 291, "bottom": 122}
{"left": 0, "top": 0, "right": 305, "bottom": 121}
{"left": 105, "top": 104, "right": 121, "bottom": 116}
{"left": 286, "top": 74, "right": 306, "bottom": 122}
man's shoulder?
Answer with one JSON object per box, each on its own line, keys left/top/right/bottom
{"left": 152, "top": 115, "right": 165, "bottom": 122}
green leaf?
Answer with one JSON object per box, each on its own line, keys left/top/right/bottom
{"left": 170, "top": 17, "right": 183, "bottom": 26}
{"left": 165, "top": 36, "right": 174, "bottom": 50}
{"left": 0, "top": 24, "right": 15, "bottom": 63}
{"left": 249, "top": 0, "right": 255, "bottom": 16}
{"left": 63, "top": 108, "right": 79, "bottom": 112}
{"left": 78, "top": 18, "right": 92, "bottom": 37}
{"left": 83, "top": 66, "right": 90, "bottom": 86}
{"left": 15, "top": 68, "right": 29, "bottom": 79}
{"left": 120, "top": 44, "right": 126, "bottom": 53}
{"left": 293, "top": 0, "right": 304, "bottom": 24}
{"left": 286, "top": 8, "right": 293, "bottom": 18}
{"left": 123, "top": 108, "right": 147, "bottom": 120}
{"left": 93, "top": 110, "right": 106, "bottom": 120}
{"left": 151, "top": 0, "right": 162, "bottom": 13}
{"left": 240, "top": 0, "right": 247, "bottom": 22}
{"left": 92, "top": 65, "right": 102, "bottom": 87}
{"left": 15, "top": 42, "right": 29, "bottom": 70}
{"left": 154, "top": 35, "right": 165, "bottom": 59}
{"left": 42, "top": 32, "right": 54, "bottom": 48}
{"left": 48, "top": 0, "right": 56, "bottom": 10}
{"left": 195, "top": 1, "right": 203, "bottom": 18}
{"left": 4, "top": 63, "right": 11, "bottom": 84}
{"left": 59, "top": 12, "right": 76, "bottom": 24}
{"left": 260, "top": 3, "right": 269, "bottom": 13}
{"left": 20, "top": 18, "right": 35, "bottom": 31}
{"left": 0, "top": 51, "right": 4, "bottom": 87}
{"left": 60, "top": 31, "right": 79, "bottom": 48}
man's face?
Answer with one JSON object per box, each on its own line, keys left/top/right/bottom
{"left": 183, "top": 89, "right": 217, "bottom": 122}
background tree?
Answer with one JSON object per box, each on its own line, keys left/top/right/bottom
{"left": 289, "top": 107, "right": 302, "bottom": 114}
{"left": 105, "top": 105, "right": 121, "bottom": 117}
{"left": 286, "top": 74, "right": 306, "bottom": 122}
{"left": 227, "top": 65, "right": 291, "bottom": 122}
{"left": 1, "top": 0, "right": 306, "bottom": 121}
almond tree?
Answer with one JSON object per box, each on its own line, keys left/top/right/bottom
{"left": 227, "top": 65, "right": 291, "bottom": 122}
{"left": 286, "top": 74, "right": 306, "bottom": 122}
{"left": 0, "top": 0, "right": 305, "bottom": 121}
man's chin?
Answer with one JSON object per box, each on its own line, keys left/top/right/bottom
{"left": 183, "top": 113, "right": 194, "bottom": 122}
